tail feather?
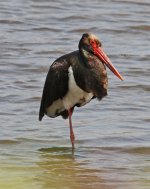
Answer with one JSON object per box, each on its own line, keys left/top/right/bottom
{"left": 39, "top": 101, "right": 44, "bottom": 121}
{"left": 39, "top": 112, "right": 44, "bottom": 121}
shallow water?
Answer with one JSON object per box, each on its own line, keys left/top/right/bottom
{"left": 0, "top": 0, "right": 150, "bottom": 188}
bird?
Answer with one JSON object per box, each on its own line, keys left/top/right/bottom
{"left": 39, "top": 33, "right": 123, "bottom": 149}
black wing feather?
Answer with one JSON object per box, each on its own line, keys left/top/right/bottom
{"left": 39, "top": 59, "right": 70, "bottom": 121}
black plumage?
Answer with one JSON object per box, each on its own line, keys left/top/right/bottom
{"left": 39, "top": 33, "right": 123, "bottom": 148}
{"left": 39, "top": 50, "right": 107, "bottom": 121}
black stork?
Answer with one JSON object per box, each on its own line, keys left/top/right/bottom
{"left": 39, "top": 33, "right": 123, "bottom": 148}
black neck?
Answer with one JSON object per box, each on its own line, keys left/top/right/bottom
{"left": 79, "top": 47, "right": 92, "bottom": 68}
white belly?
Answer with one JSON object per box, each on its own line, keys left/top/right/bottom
{"left": 46, "top": 66, "right": 93, "bottom": 117}
{"left": 63, "top": 66, "right": 93, "bottom": 109}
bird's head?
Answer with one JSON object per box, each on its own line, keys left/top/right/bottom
{"left": 79, "top": 33, "right": 124, "bottom": 81}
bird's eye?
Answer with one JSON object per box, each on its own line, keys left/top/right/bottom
{"left": 90, "top": 40, "right": 98, "bottom": 49}
{"left": 90, "top": 40, "right": 94, "bottom": 45}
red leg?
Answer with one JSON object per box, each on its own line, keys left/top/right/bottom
{"left": 68, "top": 109, "right": 75, "bottom": 149}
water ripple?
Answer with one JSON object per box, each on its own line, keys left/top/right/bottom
{"left": 0, "top": 0, "right": 150, "bottom": 188}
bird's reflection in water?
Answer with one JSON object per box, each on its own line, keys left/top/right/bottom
{"left": 36, "top": 147, "right": 113, "bottom": 189}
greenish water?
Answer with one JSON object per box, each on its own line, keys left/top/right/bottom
{"left": 0, "top": 140, "right": 150, "bottom": 189}
{"left": 0, "top": 0, "right": 150, "bottom": 188}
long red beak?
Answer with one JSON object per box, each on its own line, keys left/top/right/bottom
{"left": 94, "top": 47, "right": 124, "bottom": 81}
